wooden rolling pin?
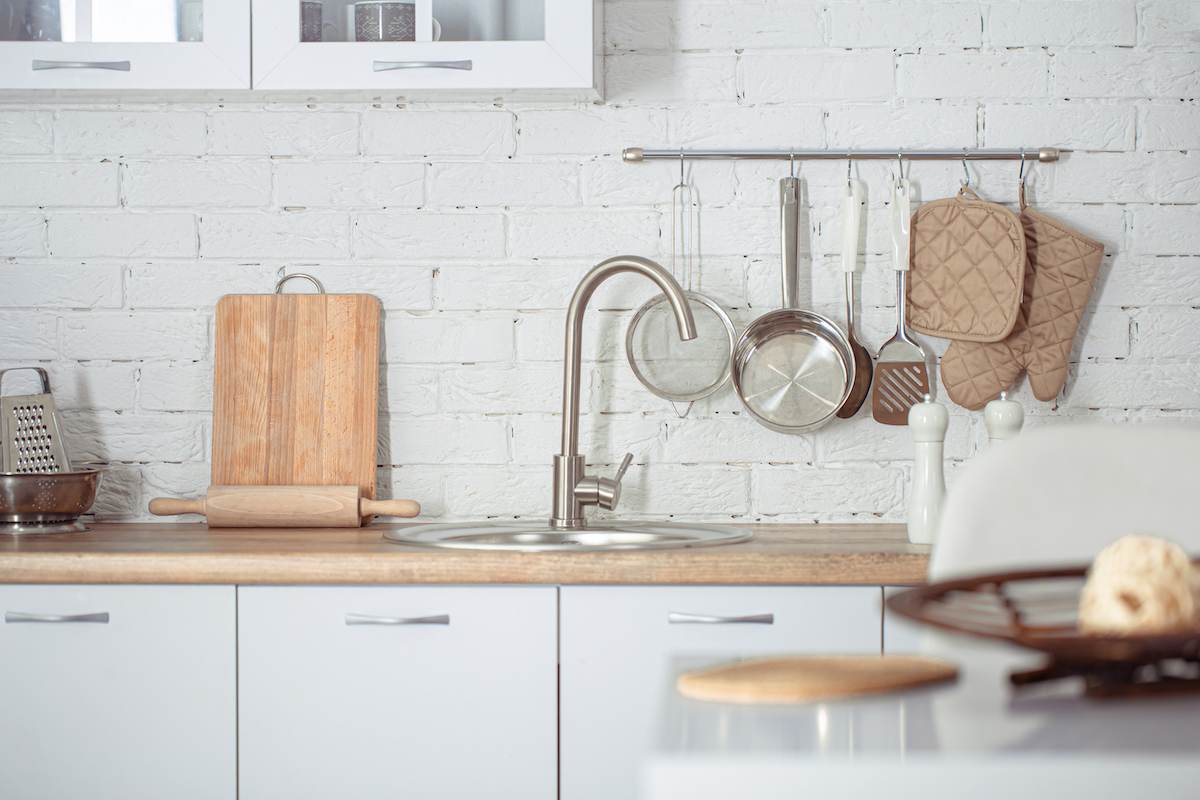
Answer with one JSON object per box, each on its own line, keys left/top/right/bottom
{"left": 149, "top": 486, "right": 420, "bottom": 528}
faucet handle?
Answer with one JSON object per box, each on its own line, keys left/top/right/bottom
{"left": 595, "top": 453, "right": 634, "bottom": 511}
{"left": 576, "top": 453, "right": 635, "bottom": 511}
{"left": 613, "top": 452, "right": 633, "bottom": 483}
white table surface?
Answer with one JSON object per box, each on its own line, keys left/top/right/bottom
{"left": 642, "top": 630, "right": 1200, "bottom": 799}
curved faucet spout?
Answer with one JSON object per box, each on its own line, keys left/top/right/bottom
{"left": 552, "top": 256, "right": 697, "bottom": 529}
{"left": 561, "top": 256, "right": 696, "bottom": 457}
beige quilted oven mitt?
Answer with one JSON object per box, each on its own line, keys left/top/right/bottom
{"left": 939, "top": 195, "right": 1104, "bottom": 411}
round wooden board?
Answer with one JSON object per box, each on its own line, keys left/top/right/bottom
{"left": 677, "top": 655, "right": 958, "bottom": 705}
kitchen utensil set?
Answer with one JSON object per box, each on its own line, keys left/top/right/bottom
{"left": 636, "top": 163, "right": 930, "bottom": 433}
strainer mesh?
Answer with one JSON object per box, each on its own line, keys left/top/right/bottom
{"left": 628, "top": 295, "right": 732, "bottom": 400}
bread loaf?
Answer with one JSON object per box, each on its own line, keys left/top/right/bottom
{"left": 1078, "top": 535, "right": 1200, "bottom": 636}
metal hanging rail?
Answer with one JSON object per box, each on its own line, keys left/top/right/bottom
{"left": 622, "top": 147, "right": 1061, "bottom": 163}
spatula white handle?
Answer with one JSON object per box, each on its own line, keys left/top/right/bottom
{"left": 891, "top": 178, "right": 912, "bottom": 272}
{"left": 840, "top": 179, "right": 864, "bottom": 274}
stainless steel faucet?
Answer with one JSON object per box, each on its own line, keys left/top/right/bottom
{"left": 550, "top": 256, "right": 697, "bottom": 529}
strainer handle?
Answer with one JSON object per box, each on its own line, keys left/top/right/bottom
{"left": 0, "top": 367, "right": 51, "bottom": 397}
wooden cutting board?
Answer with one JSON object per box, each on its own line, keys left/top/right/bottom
{"left": 212, "top": 293, "right": 380, "bottom": 501}
{"left": 677, "top": 655, "right": 958, "bottom": 704}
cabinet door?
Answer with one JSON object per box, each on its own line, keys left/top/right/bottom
{"left": 0, "top": 584, "right": 237, "bottom": 800}
{"left": 251, "top": 0, "right": 597, "bottom": 94}
{"left": 0, "top": 0, "right": 249, "bottom": 89}
{"left": 238, "top": 585, "right": 557, "bottom": 800}
{"left": 883, "top": 585, "right": 928, "bottom": 653}
{"left": 560, "top": 586, "right": 883, "bottom": 800}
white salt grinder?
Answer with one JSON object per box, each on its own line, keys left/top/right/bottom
{"left": 908, "top": 394, "right": 948, "bottom": 545}
{"left": 984, "top": 391, "right": 1024, "bottom": 444}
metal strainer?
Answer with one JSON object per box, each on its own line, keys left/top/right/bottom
{"left": 626, "top": 154, "right": 736, "bottom": 418}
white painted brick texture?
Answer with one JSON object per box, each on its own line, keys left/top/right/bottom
{"left": 0, "top": 1, "right": 1193, "bottom": 522}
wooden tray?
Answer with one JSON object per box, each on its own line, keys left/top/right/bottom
{"left": 677, "top": 655, "right": 958, "bottom": 705}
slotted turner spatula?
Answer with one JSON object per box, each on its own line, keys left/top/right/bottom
{"left": 872, "top": 178, "right": 930, "bottom": 425}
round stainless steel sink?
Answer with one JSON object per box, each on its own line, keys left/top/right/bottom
{"left": 382, "top": 521, "right": 753, "bottom": 551}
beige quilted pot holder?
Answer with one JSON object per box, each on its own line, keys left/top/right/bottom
{"left": 940, "top": 195, "right": 1105, "bottom": 411}
{"left": 906, "top": 186, "right": 1026, "bottom": 343}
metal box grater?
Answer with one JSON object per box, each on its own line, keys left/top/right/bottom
{"left": 1, "top": 368, "right": 72, "bottom": 474}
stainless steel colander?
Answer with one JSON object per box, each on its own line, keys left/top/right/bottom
{"left": 0, "top": 469, "right": 104, "bottom": 534}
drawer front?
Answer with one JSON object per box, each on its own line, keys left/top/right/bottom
{"left": 0, "top": 584, "right": 237, "bottom": 800}
{"left": 561, "top": 585, "right": 883, "bottom": 800}
{"left": 238, "top": 585, "right": 557, "bottom": 800}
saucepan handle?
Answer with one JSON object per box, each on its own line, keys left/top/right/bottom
{"left": 780, "top": 177, "right": 801, "bottom": 310}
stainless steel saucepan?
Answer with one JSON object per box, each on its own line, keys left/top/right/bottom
{"left": 730, "top": 177, "right": 855, "bottom": 434}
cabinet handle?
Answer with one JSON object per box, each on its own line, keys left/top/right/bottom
{"left": 5, "top": 611, "right": 110, "bottom": 624}
{"left": 373, "top": 60, "right": 472, "bottom": 72}
{"left": 32, "top": 60, "right": 131, "bottom": 72}
{"left": 345, "top": 613, "right": 450, "bottom": 626}
{"left": 667, "top": 612, "right": 774, "bottom": 625}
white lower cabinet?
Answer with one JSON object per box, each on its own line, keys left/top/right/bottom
{"left": 237, "top": 585, "right": 558, "bottom": 800}
{"left": 559, "top": 585, "right": 885, "bottom": 800}
{"left": 883, "top": 586, "right": 928, "bottom": 654}
{"left": 0, "top": 584, "right": 237, "bottom": 800}
{"left": 0, "top": 580, "right": 888, "bottom": 800}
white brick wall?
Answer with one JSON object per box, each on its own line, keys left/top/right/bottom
{"left": 1, "top": 1, "right": 1196, "bottom": 524}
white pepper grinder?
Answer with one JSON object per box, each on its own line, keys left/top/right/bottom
{"left": 984, "top": 391, "right": 1024, "bottom": 444}
{"left": 908, "top": 393, "right": 948, "bottom": 545}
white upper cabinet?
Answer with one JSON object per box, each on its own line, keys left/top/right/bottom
{"left": 0, "top": 0, "right": 250, "bottom": 88}
{"left": 251, "top": 0, "right": 599, "bottom": 95}
{"left": 0, "top": 0, "right": 597, "bottom": 94}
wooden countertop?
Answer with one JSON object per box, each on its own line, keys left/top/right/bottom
{"left": 0, "top": 523, "right": 929, "bottom": 585}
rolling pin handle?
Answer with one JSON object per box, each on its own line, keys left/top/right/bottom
{"left": 148, "top": 497, "right": 207, "bottom": 517}
{"left": 359, "top": 498, "right": 421, "bottom": 518}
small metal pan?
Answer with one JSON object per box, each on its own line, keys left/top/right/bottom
{"left": 731, "top": 177, "right": 855, "bottom": 434}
